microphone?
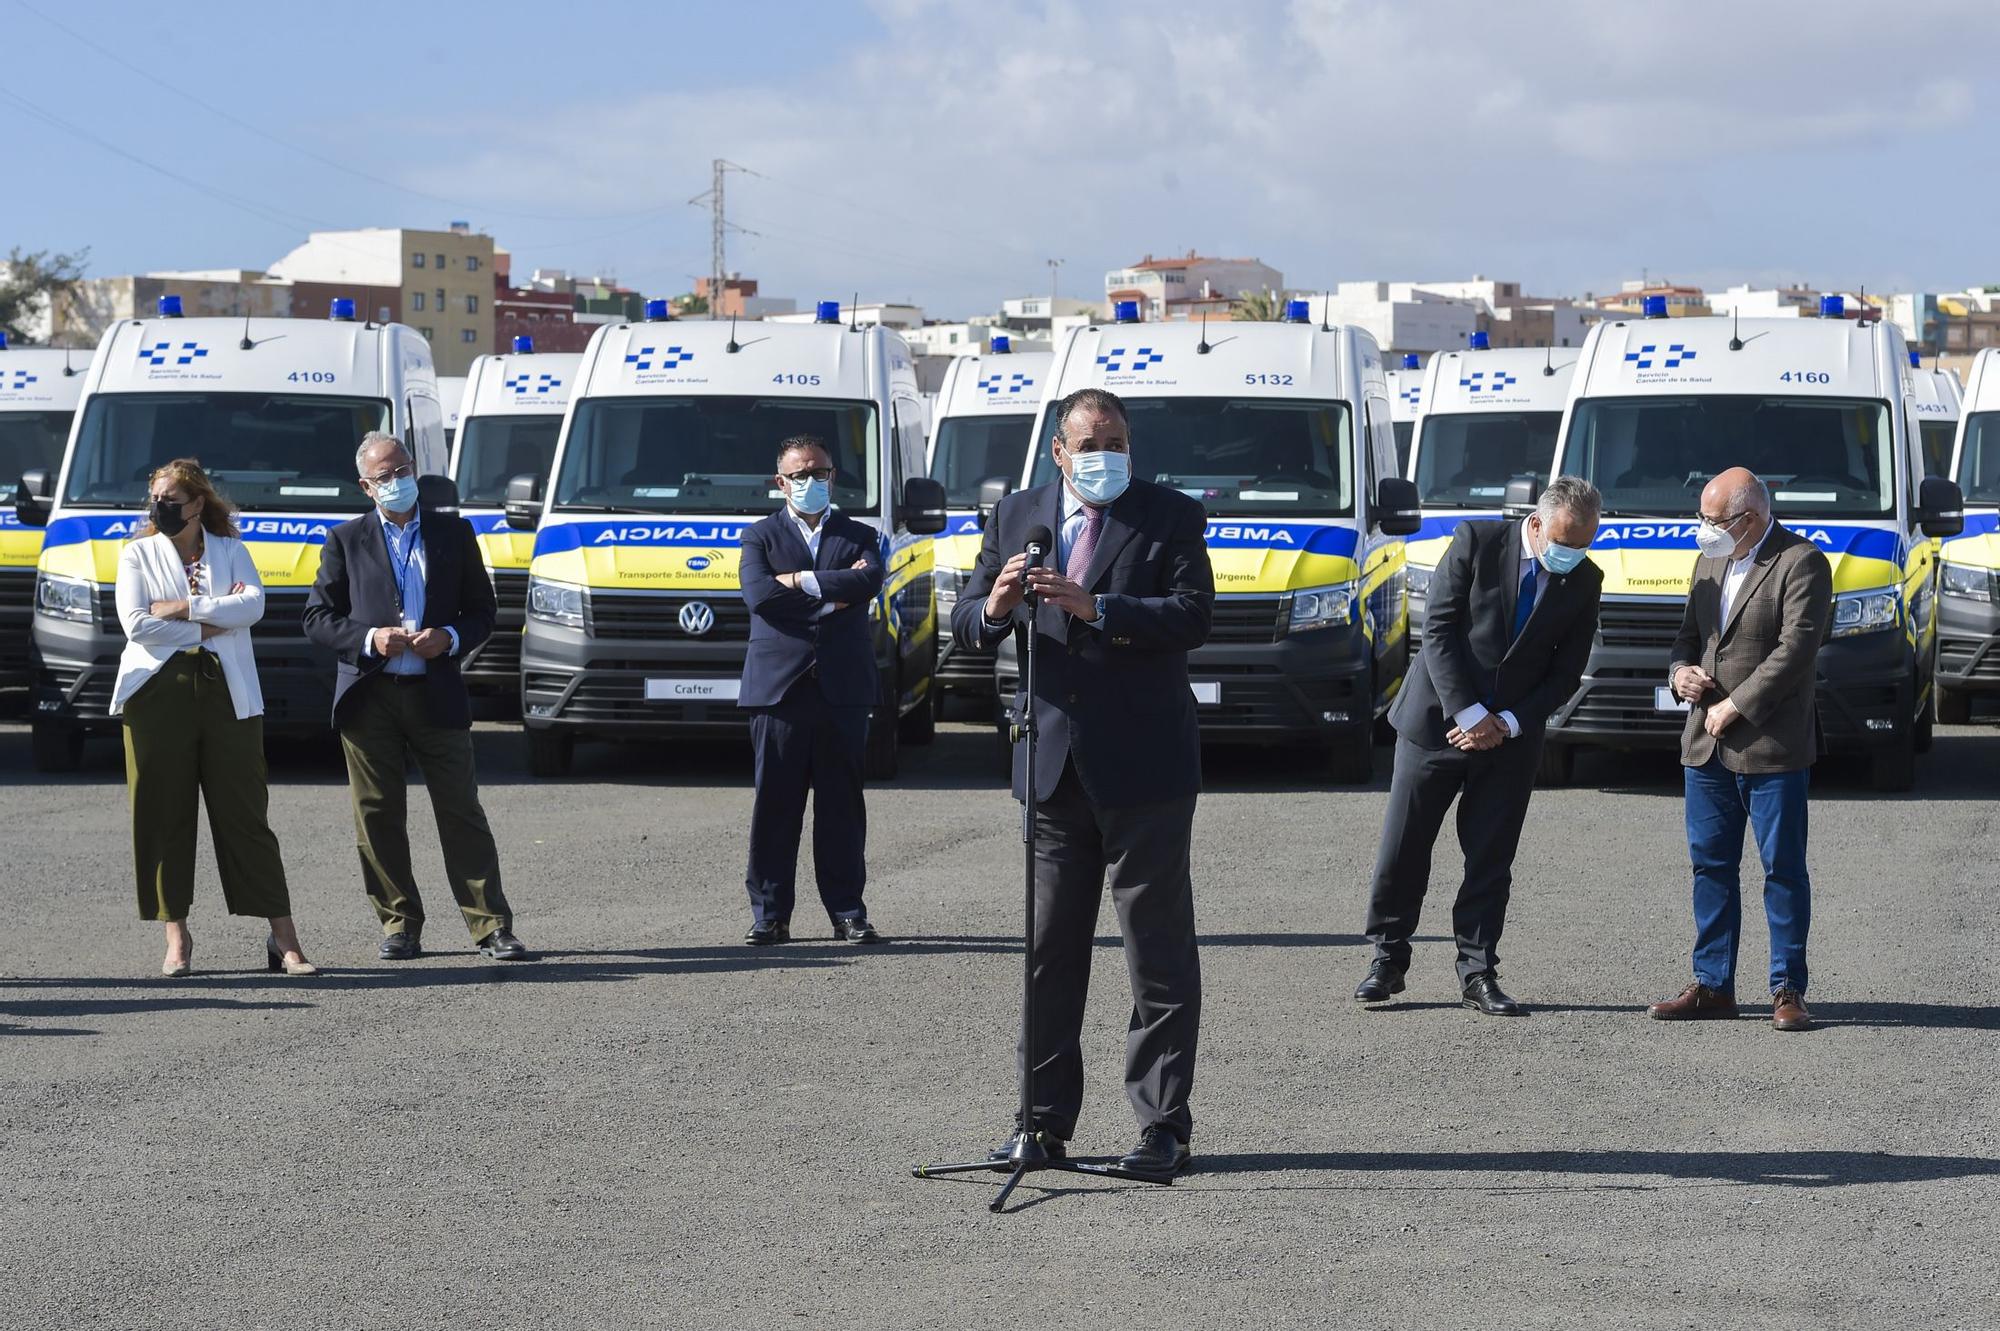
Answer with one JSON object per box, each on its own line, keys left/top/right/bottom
{"left": 1022, "top": 524, "right": 1053, "bottom": 606}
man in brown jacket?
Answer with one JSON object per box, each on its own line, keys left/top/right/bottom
{"left": 1648, "top": 467, "right": 1831, "bottom": 1032}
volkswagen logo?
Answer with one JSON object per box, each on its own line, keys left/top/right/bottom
{"left": 677, "top": 600, "right": 716, "bottom": 636}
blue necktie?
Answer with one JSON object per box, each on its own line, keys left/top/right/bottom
{"left": 1510, "top": 563, "right": 1538, "bottom": 641}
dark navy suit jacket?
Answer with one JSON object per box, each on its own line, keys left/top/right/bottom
{"left": 737, "top": 509, "right": 885, "bottom": 709}
{"left": 301, "top": 506, "right": 496, "bottom": 730}
{"left": 951, "top": 479, "right": 1214, "bottom": 808}
{"left": 1389, "top": 518, "right": 1602, "bottom": 750}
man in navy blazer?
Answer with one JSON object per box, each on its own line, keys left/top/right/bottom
{"left": 1355, "top": 476, "right": 1603, "bottom": 1016}
{"left": 303, "top": 433, "right": 528, "bottom": 963}
{"left": 736, "top": 434, "right": 886, "bottom": 945}
{"left": 949, "top": 387, "right": 1214, "bottom": 1177}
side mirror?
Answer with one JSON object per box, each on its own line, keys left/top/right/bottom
{"left": 416, "top": 473, "right": 460, "bottom": 514}
{"left": 504, "top": 473, "right": 544, "bottom": 531}
{"left": 1376, "top": 476, "right": 1421, "bottom": 537}
{"left": 902, "top": 476, "right": 948, "bottom": 536}
{"left": 13, "top": 469, "right": 53, "bottom": 528}
{"left": 1917, "top": 475, "right": 1964, "bottom": 539}
{"left": 976, "top": 474, "right": 1013, "bottom": 530}
{"left": 1501, "top": 474, "right": 1541, "bottom": 518}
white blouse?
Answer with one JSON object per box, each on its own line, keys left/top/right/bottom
{"left": 111, "top": 531, "right": 268, "bottom": 720}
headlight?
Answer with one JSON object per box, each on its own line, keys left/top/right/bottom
{"left": 1940, "top": 561, "right": 1994, "bottom": 602}
{"left": 1290, "top": 581, "right": 1359, "bottom": 633}
{"left": 525, "top": 576, "right": 586, "bottom": 629}
{"left": 1830, "top": 586, "right": 1899, "bottom": 638}
{"left": 34, "top": 572, "right": 97, "bottom": 623}
{"left": 1406, "top": 564, "right": 1432, "bottom": 598}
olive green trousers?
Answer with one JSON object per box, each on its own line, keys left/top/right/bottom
{"left": 122, "top": 651, "right": 290, "bottom": 922}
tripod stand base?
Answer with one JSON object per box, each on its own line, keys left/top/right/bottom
{"left": 913, "top": 1137, "right": 1178, "bottom": 1212}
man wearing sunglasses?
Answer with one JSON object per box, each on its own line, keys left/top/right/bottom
{"left": 1650, "top": 467, "right": 1831, "bottom": 1032}
{"left": 736, "top": 435, "right": 886, "bottom": 945}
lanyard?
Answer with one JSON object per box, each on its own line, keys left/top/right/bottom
{"left": 384, "top": 518, "right": 420, "bottom": 616}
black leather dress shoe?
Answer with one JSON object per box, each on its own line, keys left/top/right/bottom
{"left": 1354, "top": 960, "right": 1407, "bottom": 1004}
{"left": 477, "top": 929, "right": 531, "bottom": 961}
{"left": 379, "top": 931, "right": 422, "bottom": 961}
{"left": 1118, "top": 1125, "right": 1191, "bottom": 1176}
{"left": 833, "top": 915, "right": 883, "bottom": 944}
{"left": 744, "top": 921, "right": 790, "bottom": 946}
{"left": 1462, "top": 971, "right": 1524, "bottom": 1016}
{"left": 987, "top": 1130, "right": 1066, "bottom": 1164}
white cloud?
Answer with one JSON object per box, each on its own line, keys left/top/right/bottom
{"left": 414, "top": 0, "right": 2000, "bottom": 312}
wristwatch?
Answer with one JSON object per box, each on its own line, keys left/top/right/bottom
{"left": 1093, "top": 594, "right": 1106, "bottom": 623}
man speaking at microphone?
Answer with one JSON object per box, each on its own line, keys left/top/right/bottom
{"left": 951, "top": 387, "right": 1214, "bottom": 1176}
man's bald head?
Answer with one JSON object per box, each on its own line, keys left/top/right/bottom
{"left": 1699, "top": 467, "right": 1771, "bottom": 559}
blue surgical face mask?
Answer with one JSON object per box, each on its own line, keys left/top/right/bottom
{"left": 1066, "top": 448, "right": 1130, "bottom": 505}
{"left": 1540, "top": 540, "right": 1588, "bottom": 576}
{"left": 372, "top": 473, "right": 418, "bottom": 514}
{"left": 787, "top": 475, "right": 830, "bottom": 515}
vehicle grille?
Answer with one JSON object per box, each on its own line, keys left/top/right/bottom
{"left": 39, "top": 663, "right": 116, "bottom": 718}
{"left": 1939, "top": 637, "right": 2000, "bottom": 681}
{"left": 1597, "top": 598, "right": 1686, "bottom": 652}
{"left": 1561, "top": 681, "right": 1687, "bottom": 735}
{"left": 588, "top": 593, "right": 752, "bottom": 642}
{"left": 524, "top": 670, "right": 748, "bottom": 727}
{"left": 0, "top": 567, "right": 32, "bottom": 614}
{"left": 466, "top": 574, "right": 528, "bottom": 677}
{"left": 1209, "top": 595, "right": 1288, "bottom": 645}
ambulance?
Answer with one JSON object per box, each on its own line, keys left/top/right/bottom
{"left": 1541, "top": 295, "right": 1963, "bottom": 790}
{"left": 1403, "top": 335, "right": 1574, "bottom": 633}
{"left": 1385, "top": 352, "right": 1422, "bottom": 475}
{"left": 447, "top": 337, "right": 579, "bottom": 695}
{"left": 514, "top": 299, "right": 948, "bottom": 778}
{"left": 1908, "top": 350, "right": 1961, "bottom": 479}
{"left": 924, "top": 335, "right": 1052, "bottom": 710}
{"left": 1, "top": 336, "right": 92, "bottom": 696}
{"left": 22, "top": 294, "right": 447, "bottom": 771}
{"left": 1935, "top": 346, "right": 2000, "bottom": 721}
{"left": 439, "top": 375, "right": 467, "bottom": 449}
{"left": 1000, "top": 300, "right": 1421, "bottom": 782}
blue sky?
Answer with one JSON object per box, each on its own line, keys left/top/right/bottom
{"left": 7, "top": 0, "right": 1999, "bottom": 317}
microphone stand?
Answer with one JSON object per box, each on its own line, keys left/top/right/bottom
{"left": 914, "top": 539, "right": 1176, "bottom": 1212}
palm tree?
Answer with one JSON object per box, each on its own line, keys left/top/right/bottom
{"left": 1230, "top": 289, "right": 1284, "bottom": 322}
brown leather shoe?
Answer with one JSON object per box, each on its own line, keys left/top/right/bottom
{"left": 1647, "top": 982, "right": 1739, "bottom": 1021}
{"left": 1772, "top": 989, "right": 1812, "bottom": 1032}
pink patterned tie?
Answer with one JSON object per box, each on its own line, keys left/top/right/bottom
{"left": 1066, "top": 504, "right": 1104, "bottom": 583}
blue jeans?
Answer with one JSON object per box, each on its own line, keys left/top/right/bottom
{"left": 1684, "top": 756, "right": 1811, "bottom": 995}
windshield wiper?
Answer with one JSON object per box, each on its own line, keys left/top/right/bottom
{"left": 557, "top": 504, "right": 672, "bottom": 515}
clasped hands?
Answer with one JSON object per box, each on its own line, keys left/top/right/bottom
{"left": 151, "top": 586, "right": 246, "bottom": 641}
{"left": 776, "top": 559, "right": 870, "bottom": 612}
{"left": 1444, "top": 715, "right": 1506, "bottom": 752}
{"left": 982, "top": 552, "right": 1098, "bottom": 622}
{"left": 1673, "top": 664, "right": 1741, "bottom": 737}
{"left": 371, "top": 626, "right": 452, "bottom": 659}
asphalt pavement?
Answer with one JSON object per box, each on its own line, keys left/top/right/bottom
{"left": 2, "top": 710, "right": 1996, "bottom": 1330}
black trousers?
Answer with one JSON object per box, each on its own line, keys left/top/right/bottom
{"left": 1364, "top": 734, "right": 1540, "bottom": 983}
{"left": 744, "top": 675, "right": 869, "bottom": 927}
{"left": 1025, "top": 764, "right": 1201, "bottom": 1143}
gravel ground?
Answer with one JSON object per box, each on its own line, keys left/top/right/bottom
{"left": 1, "top": 710, "right": 1995, "bottom": 1330}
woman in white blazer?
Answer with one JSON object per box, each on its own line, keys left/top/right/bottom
{"left": 114, "top": 458, "right": 315, "bottom": 977}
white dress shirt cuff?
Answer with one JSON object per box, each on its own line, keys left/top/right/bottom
{"left": 798, "top": 571, "right": 822, "bottom": 599}
{"left": 444, "top": 626, "right": 460, "bottom": 656}
{"left": 1498, "top": 710, "right": 1520, "bottom": 738}
{"left": 1452, "top": 702, "right": 1491, "bottom": 732}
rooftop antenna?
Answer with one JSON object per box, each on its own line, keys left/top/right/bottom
{"left": 64, "top": 346, "right": 78, "bottom": 376}
{"left": 726, "top": 312, "right": 741, "bottom": 354}
{"left": 240, "top": 312, "right": 255, "bottom": 351}
{"left": 1543, "top": 345, "right": 1555, "bottom": 377}
{"left": 1728, "top": 307, "right": 1743, "bottom": 352}
{"left": 1319, "top": 291, "right": 1331, "bottom": 333}
{"left": 848, "top": 291, "right": 859, "bottom": 333}
{"left": 1196, "top": 310, "right": 1212, "bottom": 355}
